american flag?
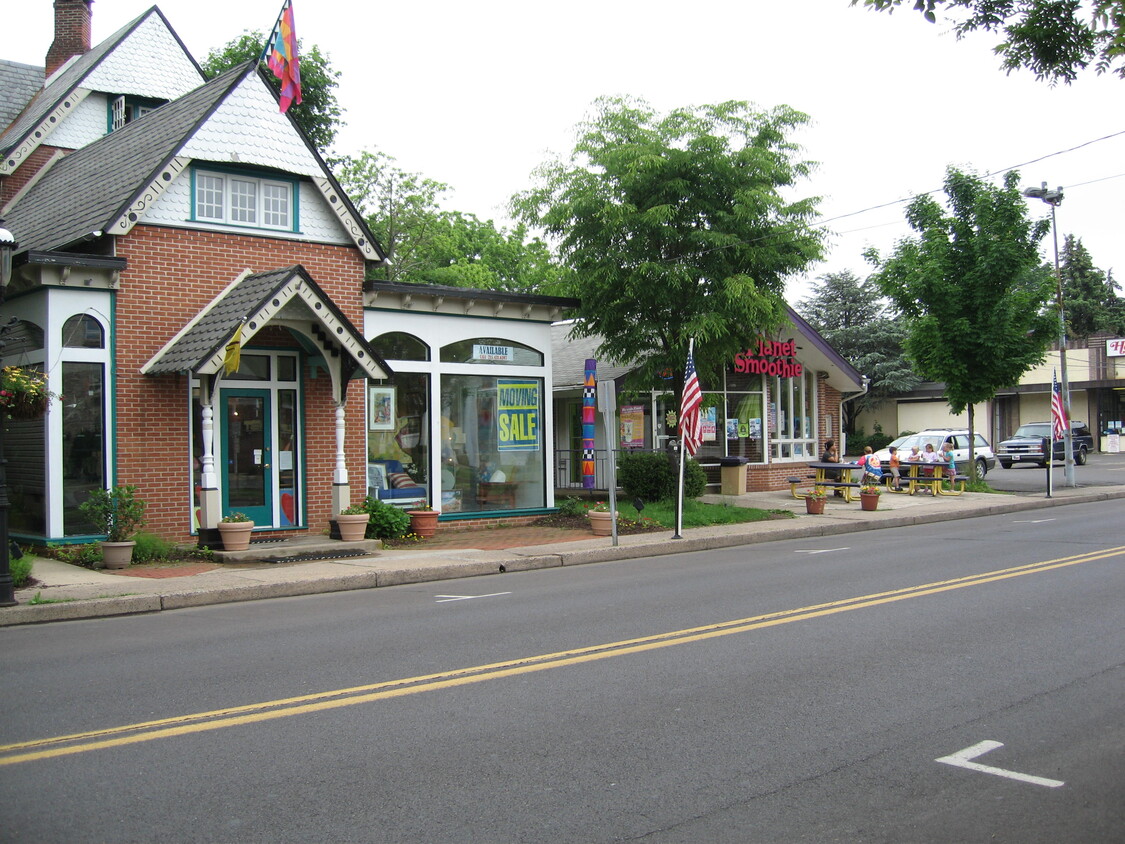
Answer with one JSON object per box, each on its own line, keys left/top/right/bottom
{"left": 1051, "top": 370, "right": 1068, "bottom": 441}
{"left": 680, "top": 346, "right": 703, "bottom": 456}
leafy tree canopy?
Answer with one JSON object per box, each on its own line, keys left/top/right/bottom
{"left": 851, "top": 1, "right": 1125, "bottom": 82}
{"left": 799, "top": 270, "right": 921, "bottom": 417}
{"left": 513, "top": 96, "right": 825, "bottom": 401}
{"left": 867, "top": 168, "right": 1057, "bottom": 433}
{"left": 335, "top": 149, "right": 566, "bottom": 292}
{"left": 202, "top": 31, "right": 344, "bottom": 153}
{"left": 1058, "top": 234, "right": 1125, "bottom": 336}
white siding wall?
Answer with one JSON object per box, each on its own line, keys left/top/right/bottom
{"left": 44, "top": 92, "right": 108, "bottom": 149}
{"left": 83, "top": 13, "right": 203, "bottom": 100}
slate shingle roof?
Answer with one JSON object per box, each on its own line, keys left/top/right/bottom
{"left": 6, "top": 63, "right": 251, "bottom": 253}
{"left": 0, "top": 60, "right": 44, "bottom": 137}
{"left": 144, "top": 265, "right": 389, "bottom": 379}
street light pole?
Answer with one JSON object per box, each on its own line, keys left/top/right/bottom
{"left": 1022, "top": 183, "right": 1075, "bottom": 488}
{"left": 0, "top": 218, "right": 19, "bottom": 606}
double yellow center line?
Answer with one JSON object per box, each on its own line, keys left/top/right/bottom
{"left": 3, "top": 545, "right": 1121, "bottom": 767}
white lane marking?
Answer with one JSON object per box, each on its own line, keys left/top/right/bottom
{"left": 1013, "top": 519, "right": 1057, "bottom": 524}
{"left": 434, "top": 592, "right": 512, "bottom": 603}
{"left": 936, "top": 740, "right": 1064, "bottom": 788}
{"left": 794, "top": 548, "right": 850, "bottom": 555}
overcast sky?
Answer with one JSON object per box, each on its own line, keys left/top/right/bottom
{"left": 12, "top": 0, "right": 1125, "bottom": 305}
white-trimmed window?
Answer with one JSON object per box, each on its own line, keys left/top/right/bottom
{"left": 193, "top": 168, "right": 296, "bottom": 231}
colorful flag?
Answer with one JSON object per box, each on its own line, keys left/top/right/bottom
{"left": 224, "top": 322, "right": 243, "bottom": 375}
{"left": 680, "top": 346, "right": 703, "bottom": 456}
{"left": 267, "top": 0, "right": 302, "bottom": 113}
{"left": 1051, "top": 370, "right": 1068, "bottom": 441}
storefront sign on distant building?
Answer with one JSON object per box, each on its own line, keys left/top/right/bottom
{"left": 1106, "top": 338, "right": 1125, "bottom": 357}
{"left": 733, "top": 338, "right": 804, "bottom": 378}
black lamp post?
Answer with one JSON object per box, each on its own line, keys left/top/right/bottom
{"left": 0, "top": 217, "right": 19, "bottom": 606}
{"left": 1022, "top": 183, "right": 1075, "bottom": 488}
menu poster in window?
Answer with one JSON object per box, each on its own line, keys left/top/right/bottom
{"left": 702, "top": 406, "right": 717, "bottom": 442}
{"left": 748, "top": 418, "right": 762, "bottom": 439}
{"left": 368, "top": 387, "right": 395, "bottom": 431}
{"left": 497, "top": 379, "right": 540, "bottom": 452}
{"left": 620, "top": 404, "right": 645, "bottom": 448}
{"left": 726, "top": 418, "right": 739, "bottom": 440}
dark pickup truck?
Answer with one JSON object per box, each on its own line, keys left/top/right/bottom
{"left": 996, "top": 422, "right": 1095, "bottom": 468}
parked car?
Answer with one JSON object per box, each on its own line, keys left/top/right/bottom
{"left": 871, "top": 429, "right": 997, "bottom": 479}
{"left": 996, "top": 421, "right": 1094, "bottom": 468}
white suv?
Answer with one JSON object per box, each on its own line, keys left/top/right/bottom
{"left": 872, "top": 429, "right": 997, "bottom": 480}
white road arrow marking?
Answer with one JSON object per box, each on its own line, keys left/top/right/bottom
{"left": 936, "top": 740, "right": 1064, "bottom": 788}
{"left": 794, "top": 548, "right": 850, "bottom": 555}
{"left": 434, "top": 592, "right": 512, "bottom": 603}
{"left": 1013, "top": 519, "right": 1056, "bottom": 524}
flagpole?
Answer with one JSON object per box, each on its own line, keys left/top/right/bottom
{"left": 673, "top": 338, "right": 693, "bottom": 540}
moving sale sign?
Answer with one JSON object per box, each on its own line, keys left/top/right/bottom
{"left": 497, "top": 379, "right": 541, "bottom": 452}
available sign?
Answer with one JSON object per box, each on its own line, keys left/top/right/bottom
{"left": 474, "top": 344, "right": 513, "bottom": 362}
{"left": 497, "top": 379, "right": 540, "bottom": 451}
{"left": 733, "top": 338, "right": 804, "bottom": 378}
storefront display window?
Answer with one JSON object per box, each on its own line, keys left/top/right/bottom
{"left": 441, "top": 374, "right": 545, "bottom": 512}
{"left": 769, "top": 370, "right": 817, "bottom": 460}
{"left": 366, "top": 372, "right": 430, "bottom": 507}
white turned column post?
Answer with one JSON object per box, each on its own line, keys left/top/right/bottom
{"left": 332, "top": 402, "right": 350, "bottom": 514}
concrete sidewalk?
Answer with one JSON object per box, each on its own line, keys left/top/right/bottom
{"left": 5, "top": 484, "right": 1123, "bottom": 626}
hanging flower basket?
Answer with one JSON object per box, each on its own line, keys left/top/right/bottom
{"left": 1, "top": 366, "right": 55, "bottom": 420}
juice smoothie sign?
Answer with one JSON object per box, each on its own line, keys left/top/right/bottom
{"left": 497, "top": 379, "right": 540, "bottom": 452}
{"left": 733, "top": 338, "right": 803, "bottom": 378}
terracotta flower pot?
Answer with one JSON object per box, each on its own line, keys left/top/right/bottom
{"left": 588, "top": 510, "right": 615, "bottom": 536}
{"left": 408, "top": 510, "right": 440, "bottom": 538}
{"left": 336, "top": 513, "right": 370, "bottom": 542}
{"left": 860, "top": 492, "right": 880, "bottom": 512}
{"left": 217, "top": 520, "right": 254, "bottom": 551}
{"left": 805, "top": 497, "right": 826, "bottom": 515}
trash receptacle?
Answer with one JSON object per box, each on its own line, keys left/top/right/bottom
{"left": 717, "top": 456, "right": 749, "bottom": 496}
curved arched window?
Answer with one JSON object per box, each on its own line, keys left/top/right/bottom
{"left": 62, "top": 315, "right": 105, "bottom": 349}
{"left": 440, "top": 338, "right": 543, "bottom": 366}
{"left": 370, "top": 332, "right": 429, "bottom": 361}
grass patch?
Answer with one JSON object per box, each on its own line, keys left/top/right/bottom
{"left": 27, "top": 592, "right": 76, "bottom": 605}
{"left": 629, "top": 499, "right": 792, "bottom": 528}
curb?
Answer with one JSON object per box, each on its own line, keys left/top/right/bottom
{"left": 4, "top": 488, "right": 1123, "bottom": 627}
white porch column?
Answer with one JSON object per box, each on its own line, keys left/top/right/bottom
{"left": 332, "top": 402, "right": 350, "bottom": 513}
{"left": 198, "top": 397, "right": 222, "bottom": 529}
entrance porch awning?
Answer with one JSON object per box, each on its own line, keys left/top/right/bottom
{"left": 141, "top": 265, "right": 390, "bottom": 385}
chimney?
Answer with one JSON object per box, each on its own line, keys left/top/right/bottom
{"left": 45, "top": 0, "right": 94, "bottom": 78}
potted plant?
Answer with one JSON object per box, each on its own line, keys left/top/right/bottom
{"left": 859, "top": 481, "right": 882, "bottom": 511}
{"left": 406, "top": 503, "right": 440, "bottom": 538}
{"left": 335, "top": 504, "right": 371, "bottom": 542}
{"left": 803, "top": 488, "right": 827, "bottom": 515}
{"left": 217, "top": 511, "right": 255, "bottom": 551}
{"left": 0, "top": 365, "right": 56, "bottom": 420}
{"left": 586, "top": 501, "right": 615, "bottom": 536}
{"left": 79, "top": 485, "right": 146, "bottom": 568}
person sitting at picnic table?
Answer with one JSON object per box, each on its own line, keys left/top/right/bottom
{"left": 918, "top": 442, "right": 942, "bottom": 490}
{"left": 941, "top": 440, "right": 958, "bottom": 485}
{"left": 821, "top": 439, "right": 844, "bottom": 496}
{"left": 859, "top": 445, "right": 884, "bottom": 483}
{"left": 888, "top": 445, "right": 903, "bottom": 490}
{"left": 907, "top": 445, "right": 923, "bottom": 462}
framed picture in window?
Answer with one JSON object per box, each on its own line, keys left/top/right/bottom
{"left": 369, "top": 386, "right": 395, "bottom": 431}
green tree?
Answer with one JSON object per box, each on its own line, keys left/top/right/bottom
{"left": 799, "top": 270, "right": 921, "bottom": 422}
{"left": 851, "top": 1, "right": 1125, "bottom": 82}
{"left": 867, "top": 167, "right": 1057, "bottom": 464}
{"left": 335, "top": 149, "right": 566, "bottom": 291}
{"left": 1058, "top": 234, "right": 1125, "bottom": 336}
{"left": 513, "top": 96, "right": 824, "bottom": 405}
{"left": 202, "top": 31, "right": 344, "bottom": 152}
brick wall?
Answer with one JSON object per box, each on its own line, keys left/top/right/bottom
{"left": 114, "top": 225, "right": 369, "bottom": 543}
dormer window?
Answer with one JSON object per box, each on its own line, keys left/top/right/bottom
{"left": 109, "top": 95, "right": 164, "bottom": 132}
{"left": 192, "top": 167, "right": 297, "bottom": 232}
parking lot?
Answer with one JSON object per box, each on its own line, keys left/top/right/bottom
{"left": 984, "top": 451, "right": 1125, "bottom": 493}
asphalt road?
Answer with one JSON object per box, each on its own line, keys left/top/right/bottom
{"left": 2, "top": 498, "right": 1122, "bottom": 843}
{"left": 984, "top": 450, "right": 1125, "bottom": 493}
